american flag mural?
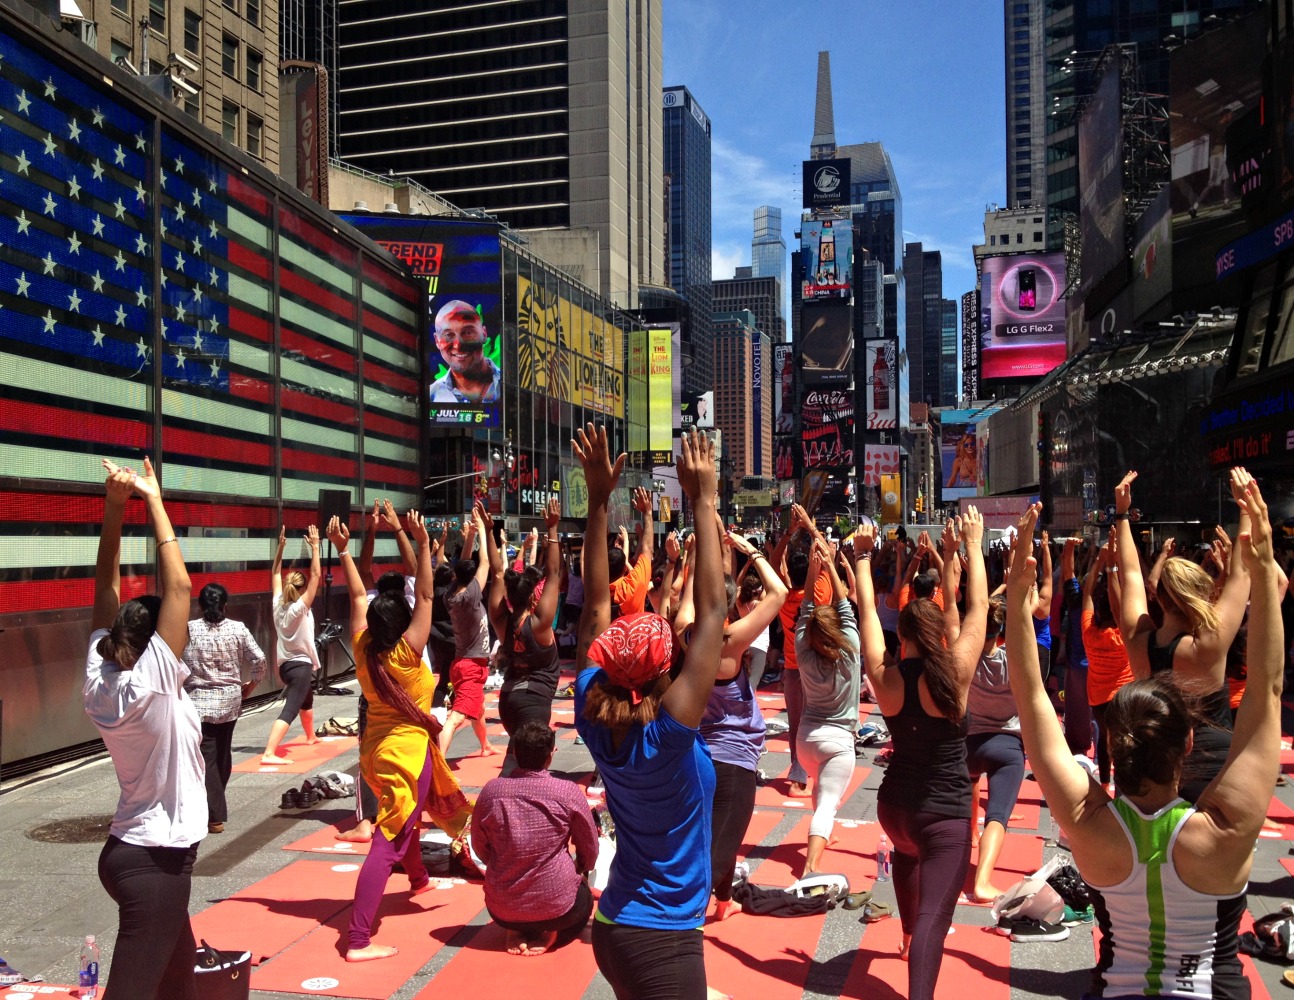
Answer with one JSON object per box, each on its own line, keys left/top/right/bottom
{"left": 0, "top": 23, "right": 423, "bottom": 616}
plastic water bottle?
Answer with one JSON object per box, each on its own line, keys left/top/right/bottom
{"left": 875, "top": 834, "right": 893, "bottom": 882}
{"left": 78, "top": 935, "right": 100, "bottom": 999}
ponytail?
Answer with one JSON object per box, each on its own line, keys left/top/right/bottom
{"left": 199, "top": 583, "right": 228, "bottom": 624}
{"left": 365, "top": 644, "right": 442, "bottom": 733}
{"left": 1158, "top": 558, "right": 1220, "bottom": 638}
{"left": 97, "top": 595, "right": 162, "bottom": 670}
{"left": 280, "top": 571, "right": 306, "bottom": 611}
{"left": 898, "top": 597, "right": 963, "bottom": 721}
{"left": 362, "top": 593, "right": 439, "bottom": 732}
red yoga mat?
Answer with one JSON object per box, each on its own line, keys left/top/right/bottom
{"left": 248, "top": 876, "right": 485, "bottom": 998}
{"left": 415, "top": 921, "right": 600, "bottom": 1000}
{"left": 960, "top": 832, "right": 1045, "bottom": 906}
{"left": 282, "top": 820, "right": 373, "bottom": 857}
{"left": 441, "top": 746, "right": 506, "bottom": 789}
{"left": 232, "top": 736, "right": 357, "bottom": 775}
{"left": 191, "top": 859, "right": 360, "bottom": 967}
{"left": 1265, "top": 798, "right": 1294, "bottom": 840}
{"left": 843, "top": 918, "right": 1011, "bottom": 1000}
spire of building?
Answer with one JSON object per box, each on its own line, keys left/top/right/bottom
{"left": 810, "top": 50, "right": 836, "bottom": 158}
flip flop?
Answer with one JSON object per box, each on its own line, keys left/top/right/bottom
{"left": 1282, "top": 969, "right": 1294, "bottom": 988}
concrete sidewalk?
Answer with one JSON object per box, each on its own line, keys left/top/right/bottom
{"left": 0, "top": 675, "right": 1291, "bottom": 1000}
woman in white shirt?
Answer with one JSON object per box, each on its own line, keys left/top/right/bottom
{"left": 260, "top": 524, "right": 322, "bottom": 765}
{"left": 85, "top": 457, "right": 204, "bottom": 999}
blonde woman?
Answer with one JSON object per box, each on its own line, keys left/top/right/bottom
{"left": 261, "top": 524, "right": 322, "bottom": 765}
{"left": 1112, "top": 470, "right": 1250, "bottom": 801}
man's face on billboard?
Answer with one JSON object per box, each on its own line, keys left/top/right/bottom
{"left": 435, "top": 309, "right": 491, "bottom": 380}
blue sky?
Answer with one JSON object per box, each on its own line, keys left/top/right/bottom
{"left": 662, "top": 0, "right": 1007, "bottom": 305}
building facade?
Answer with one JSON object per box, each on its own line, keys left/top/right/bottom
{"left": 961, "top": 290, "right": 979, "bottom": 402}
{"left": 751, "top": 204, "right": 786, "bottom": 330}
{"left": 940, "top": 298, "right": 959, "bottom": 408}
{"left": 663, "top": 84, "right": 713, "bottom": 392}
{"left": 1004, "top": 0, "right": 1046, "bottom": 208}
{"left": 335, "top": 0, "right": 665, "bottom": 307}
{"left": 74, "top": 0, "right": 280, "bottom": 169}
{"left": 713, "top": 272, "right": 784, "bottom": 348}
{"left": 713, "top": 310, "right": 770, "bottom": 488}
{"left": 903, "top": 243, "right": 946, "bottom": 409}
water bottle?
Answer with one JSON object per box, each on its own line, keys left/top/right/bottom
{"left": 78, "top": 935, "right": 100, "bottom": 999}
{"left": 875, "top": 834, "right": 893, "bottom": 882}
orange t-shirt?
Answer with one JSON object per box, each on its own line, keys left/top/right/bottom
{"left": 609, "top": 551, "right": 652, "bottom": 617}
{"left": 1082, "top": 609, "right": 1133, "bottom": 706}
{"left": 779, "top": 574, "right": 834, "bottom": 671}
{"left": 898, "top": 584, "right": 946, "bottom": 611}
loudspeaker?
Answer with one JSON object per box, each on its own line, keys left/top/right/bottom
{"left": 316, "top": 489, "right": 351, "bottom": 532}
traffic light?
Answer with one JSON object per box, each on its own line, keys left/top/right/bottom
{"left": 915, "top": 492, "right": 924, "bottom": 514}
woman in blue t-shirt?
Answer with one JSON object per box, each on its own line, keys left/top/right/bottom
{"left": 573, "top": 425, "right": 726, "bottom": 1000}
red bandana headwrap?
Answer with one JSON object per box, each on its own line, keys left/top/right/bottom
{"left": 587, "top": 612, "right": 675, "bottom": 704}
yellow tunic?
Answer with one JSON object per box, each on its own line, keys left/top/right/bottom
{"left": 353, "top": 632, "right": 432, "bottom": 841}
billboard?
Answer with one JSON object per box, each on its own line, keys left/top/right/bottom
{"left": 342, "top": 215, "right": 503, "bottom": 428}
{"left": 978, "top": 252, "right": 1067, "bottom": 380}
{"left": 862, "top": 444, "right": 900, "bottom": 487}
{"left": 751, "top": 335, "right": 765, "bottom": 475}
{"left": 516, "top": 276, "right": 625, "bottom": 418}
{"left": 939, "top": 409, "right": 988, "bottom": 502}
{"left": 648, "top": 328, "right": 672, "bottom": 459}
{"left": 801, "top": 388, "right": 855, "bottom": 469}
{"left": 863, "top": 339, "right": 897, "bottom": 430}
{"left": 800, "top": 301, "right": 853, "bottom": 383}
{"left": 1132, "top": 186, "right": 1173, "bottom": 317}
{"left": 802, "top": 157, "right": 852, "bottom": 210}
{"left": 880, "top": 473, "right": 903, "bottom": 524}
{"left": 774, "top": 344, "right": 795, "bottom": 433}
{"left": 1078, "top": 59, "right": 1125, "bottom": 294}
{"left": 800, "top": 216, "right": 852, "bottom": 300}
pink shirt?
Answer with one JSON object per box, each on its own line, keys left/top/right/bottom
{"left": 471, "top": 769, "right": 600, "bottom": 923}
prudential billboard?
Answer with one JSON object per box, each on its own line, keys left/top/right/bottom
{"left": 978, "top": 252, "right": 1067, "bottom": 381}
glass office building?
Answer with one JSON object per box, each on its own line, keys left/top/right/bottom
{"left": 664, "top": 84, "right": 713, "bottom": 393}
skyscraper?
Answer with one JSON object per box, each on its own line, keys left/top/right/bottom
{"left": 751, "top": 206, "right": 786, "bottom": 333}
{"left": 940, "top": 298, "right": 959, "bottom": 408}
{"left": 1004, "top": 0, "right": 1046, "bottom": 208}
{"left": 713, "top": 311, "right": 771, "bottom": 485}
{"left": 903, "top": 243, "right": 945, "bottom": 409}
{"left": 335, "top": 0, "right": 664, "bottom": 306}
{"left": 713, "top": 273, "right": 784, "bottom": 347}
{"left": 663, "top": 85, "right": 713, "bottom": 393}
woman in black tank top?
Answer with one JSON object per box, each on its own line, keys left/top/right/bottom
{"left": 486, "top": 499, "right": 565, "bottom": 758}
{"left": 864, "top": 511, "right": 990, "bottom": 1000}
{"left": 1111, "top": 470, "right": 1252, "bottom": 803}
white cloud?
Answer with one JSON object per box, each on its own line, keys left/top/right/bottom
{"left": 710, "top": 138, "right": 796, "bottom": 254}
{"left": 711, "top": 242, "right": 746, "bottom": 280}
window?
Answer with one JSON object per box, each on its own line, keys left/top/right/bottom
{"left": 1033, "top": 231, "right": 1043, "bottom": 242}
{"left": 111, "top": 0, "right": 126, "bottom": 10}
{"left": 148, "top": 0, "right": 165, "bottom": 31}
{"left": 246, "top": 0, "right": 260, "bottom": 26}
{"left": 247, "top": 112, "right": 263, "bottom": 158}
{"left": 246, "top": 48, "right": 262, "bottom": 91}
{"left": 1016, "top": 233, "right": 1024, "bottom": 244}
{"left": 183, "top": 91, "right": 200, "bottom": 119}
{"left": 184, "top": 10, "right": 201, "bottom": 54}
{"left": 222, "top": 100, "right": 238, "bottom": 144}
{"left": 989, "top": 235, "right": 996, "bottom": 246}
{"left": 222, "top": 35, "right": 238, "bottom": 77}
{"left": 223, "top": 0, "right": 238, "bottom": 11}
{"left": 110, "top": 38, "right": 131, "bottom": 66}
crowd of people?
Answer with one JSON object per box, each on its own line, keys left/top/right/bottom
{"left": 82, "top": 442, "right": 1293, "bottom": 1000}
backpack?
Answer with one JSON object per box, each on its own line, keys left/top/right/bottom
{"left": 1240, "top": 903, "right": 1294, "bottom": 961}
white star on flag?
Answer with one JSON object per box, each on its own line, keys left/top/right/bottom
{"left": 41, "top": 252, "right": 56, "bottom": 275}
{"left": 134, "top": 180, "right": 146, "bottom": 203}
{"left": 42, "top": 192, "right": 56, "bottom": 216}
{"left": 175, "top": 348, "right": 186, "bottom": 369}
{"left": 192, "top": 187, "right": 202, "bottom": 208}
{"left": 209, "top": 267, "right": 219, "bottom": 285}
{"left": 91, "top": 214, "right": 104, "bottom": 236}
{"left": 43, "top": 77, "right": 56, "bottom": 98}
{"left": 135, "top": 337, "right": 147, "bottom": 356}
{"left": 159, "top": 171, "right": 167, "bottom": 190}
{"left": 174, "top": 156, "right": 185, "bottom": 174}
{"left": 42, "top": 310, "right": 56, "bottom": 333}
{"left": 193, "top": 284, "right": 203, "bottom": 303}
{"left": 135, "top": 285, "right": 148, "bottom": 307}
{"left": 177, "top": 301, "right": 188, "bottom": 323}
{"left": 208, "top": 176, "right": 217, "bottom": 193}
{"left": 134, "top": 132, "right": 146, "bottom": 151}
{"left": 92, "top": 106, "right": 104, "bottom": 125}
{"left": 16, "top": 89, "right": 30, "bottom": 114}
{"left": 91, "top": 270, "right": 104, "bottom": 292}
{"left": 208, "top": 219, "right": 218, "bottom": 239}
{"left": 15, "top": 149, "right": 30, "bottom": 174}
{"left": 175, "top": 201, "right": 186, "bottom": 222}
{"left": 15, "top": 210, "right": 30, "bottom": 234}
{"left": 91, "top": 159, "right": 104, "bottom": 180}
{"left": 160, "top": 318, "right": 168, "bottom": 340}
{"left": 209, "top": 358, "right": 220, "bottom": 378}
{"left": 113, "top": 198, "right": 125, "bottom": 219}
{"left": 67, "top": 232, "right": 81, "bottom": 254}
{"left": 113, "top": 144, "right": 126, "bottom": 166}
{"left": 191, "top": 236, "right": 202, "bottom": 255}
{"left": 66, "top": 174, "right": 81, "bottom": 199}
{"left": 67, "top": 288, "right": 81, "bottom": 312}
{"left": 68, "top": 118, "right": 81, "bottom": 142}
{"left": 42, "top": 132, "right": 56, "bottom": 156}
{"left": 116, "top": 305, "right": 128, "bottom": 327}
{"left": 114, "top": 250, "right": 126, "bottom": 271}
{"left": 92, "top": 325, "right": 105, "bottom": 346}
{"left": 175, "top": 251, "right": 186, "bottom": 273}
{"left": 134, "top": 233, "right": 147, "bottom": 254}
{"left": 14, "top": 271, "right": 30, "bottom": 296}
{"left": 193, "top": 328, "right": 203, "bottom": 352}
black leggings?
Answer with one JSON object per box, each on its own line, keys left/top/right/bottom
{"left": 877, "top": 802, "right": 971, "bottom": 1000}
{"left": 430, "top": 639, "right": 455, "bottom": 709}
{"left": 499, "top": 687, "right": 554, "bottom": 738}
{"left": 356, "top": 695, "right": 377, "bottom": 823}
{"left": 591, "top": 921, "right": 706, "bottom": 1000}
{"left": 98, "top": 836, "right": 199, "bottom": 1000}
{"left": 966, "top": 731, "right": 1026, "bottom": 827}
{"left": 710, "top": 760, "right": 757, "bottom": 902}
{"left": 490, "top": 880, "right": 593, "bottom": 946}
{"left": 276, "top": 659, "right": 315, "bottom": 725}
{"left": 199, "top": 719, "right": 236, "bottom": 825}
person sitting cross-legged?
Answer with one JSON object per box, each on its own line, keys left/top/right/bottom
{"left": 471, "top": 720, "right": 600, "bottom": 956}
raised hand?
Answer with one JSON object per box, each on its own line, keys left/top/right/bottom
{"left": 326, "top": 515, "right": 350, "bottom": 552}
{"left": 665, "top": 530, "right": 681, "bottom": 562}
{"left": 1114, "top": 470, "right": 1138, "bottom": 514}
{"left": 961, "top": 505, "right": 985, "bottom": 547}
{"left": 917, "top": 530, "right": 933, "bottom": 553}
{"left": 305, "top": 524, "right": 320, "bottom": 550}
{"left": 544, "top": 497, "right": 561, "bottom": 529}
{"left": 940, "top": 517, "right": 959, "bottom": 558}
{"left": 1006, "top": 504, "right": 1040, "bottom": 615}
{"left": 1211, "top": 525, "right": 1232, "bottom": 573}
{"left": 379, "top": 499, "right": 402, "bottom": 532}
{"left": 276, "top": 525, "right": 287, "bottom": 551}
{"left": 790, "top": 502, "right": 813, "bottom": 533}
{"left": 676, "top": 428, "right": 716, "bottom": 502}
{"left": 632, "top": 486, "right": 652, "bottom": 514}
{"left": 572, "top": 423, "right": 626, "bottom": 506}
{"left": 1160, "top": 536, "right": 1176, "bottom": 558}
{"left": 1234, "top": 472, "right": 1272, "bottom": 571}
{"left": 365, "top": 500, "right": 380, "bottom": 532}
{"left": 850, "top": 521, "right": 877, "bottom": 554}
{"left": 726, "top": 529, "right": 756, "bottom": 556}
{"left": 102, "top": 458, "right": 135, "bottom": 505}
{"left": 408, "top": 511, "right": 428, "bottom": 545}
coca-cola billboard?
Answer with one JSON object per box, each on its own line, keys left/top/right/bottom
{"left": 801, "top": 388, "right": 855, "bottom": 469}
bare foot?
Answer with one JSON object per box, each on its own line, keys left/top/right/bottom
{"left": 522, "top": 931, "right": 556, "bottom": 956}
{"left": 969, "top": 884, "right": 1005, "bottom": 903}
{"left": 345, "top": 944, "right": 399, "bottom": 962}
{"left": 899, "top": 935, "right": 911, "bottom": 962}
{"left": 410, "top": 880, "right": 433, "bottom": 896}
{"left": 505, "top": 930, "right": 527, "bottom": 955}
{"left": 478, "top": 745, "right": 501, "bottom": 757}
{"left": 304, "top": 736, "right": 322, "bottom": 746}
{"left": 707, "top": 987, "right": 733, "bottom": 1000}
{"left": 336, "top": 821, "right": 374, "bottom": 843}
{"left": 261, "top": 755, "right": 291, "bottom": 765}
{"left": 713, "top": 899, "right": 742, "bottom": 921}
{"left": 788, "top": 782, "right": 812, "bottom": 798}
{"left": 970, "top": 833, "right": 980, "bottom": 849}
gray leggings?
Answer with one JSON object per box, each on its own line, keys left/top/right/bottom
{"left": 796, "top": 724, "right": 856, "bottom": 839}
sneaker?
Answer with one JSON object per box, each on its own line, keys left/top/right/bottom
{"left": 297, "top": 783, "right": 322, "bottom": 808}
{"left": 765, "top": 717, "right": 790, "bottom": 735}
{"left": 1004, "top": 916, "right": 1070, "bottom": 942}
{"left": 280, "top": 789, "right": 302, "bottom": 810}
{"left": 1062, "top": 904, "right": 1094, "bottom": 926}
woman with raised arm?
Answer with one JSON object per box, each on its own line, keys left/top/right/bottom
{"left": 327, "top": 511, "right": 469, "bottom": 962}
{"left": 869, "top": 510, "right": 987, "bottom": 1000}
{"left": 574, "top": 426, "right": 726, "bottom": 1000}
{"left": 1082, "top": 539, "right": 1133, "bottom": 789}
{"left": 793, "top": 535, "right": 863, "bottom": 879}
{"left": 261, "top": 523, "right": 322, "bottom": 765}
{"left": 184, "top": 582, "right": 266, "bottom": 834}
{"left": 490, "top": 498, "right": 565, "bottom": 755}
{"left": 1113, "top": 470, "right": 1251, "bottom": 801}
{"left": 1006, "top": 479, "right": 1284, "bottom": 1000}
{"left": 86, "top": 458, "right": 203, "bottom": 999}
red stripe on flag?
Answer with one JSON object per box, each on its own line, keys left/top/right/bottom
{"left": 228, "top": 242, "right": 270, "bottom": 279}
{"left": 281, "top": 266, "right": 355, "bottom": 321}
{"left": 362, "top": 257, "right": 420, "bottom": 306}
{"left": 362, "top": 307, "right": 418, "bottom": 353}
{"left": 363, "top": 360, "right": 418, "bottom": 397}
{"left": 229, "top": 305, "right": 272, "bottom": 343}
{"left": 363, "top": 410, "right": 417, "bottom": 439}
{"left": 230, "top": 374, "right": 272, "bottom": 405}
{"left": 0, "top": 399, "right": 151, "bottom": 451}
{"left": 227, "top": 173, "right": 271, "bottom": 217}
{"left": 280, "top": 326, "right": 357, "bottom": 374}
{"left": 364, "top": 460, "right": 419, "bottom": 487}
{"left": 282, "top": 446, "right": 358, "bottom": 479}
{"left": 163, "top": 426, "right": 272, "bottom": 467}
{"left": 281, "top": 387, "right": 357, "bottom": 426}
{"left": 280, "top": 207, "right": 352, "bottom": 263}
{"left": 0, "top": 576, "right": 149, "bottom": 615}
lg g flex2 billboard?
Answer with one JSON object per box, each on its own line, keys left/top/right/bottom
{"left": 978, "top": 252, "right": 1067, "bottom": 381}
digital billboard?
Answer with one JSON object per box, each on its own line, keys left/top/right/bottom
{"left": 978, "top": 252, "right": 1067, "bottom": 380}
{"left": 774, "top": 343, "right": 795, "bottom": 433}
{"left": 863, "top": 339, "right": 897, "bottom": 430}
{"left": 648, "top": 327, "right": 672, "bottom": 460}
{"left": 751, "top": 335, "right": 765, "bottom": 476}
{"left": 1078, "top": 59, "right": 1125, "bottom": 294}
{"left": 802, "top": 157, "right": 852, "bottom": 210}
{"left": 801, "top": 388, "right": 855, "bottom": 469}
{"left": 800, "top": 301, "right": 853, "bottom": 383}
{"left": 939, "top": 409, "right": 988, "bottom": 502}
{"left": 862, "top": 444, "right": 900, "bottom": 487}
{"left": 800, "top": 216, "right": 852, "bottom": 300}
{"left": 341, "top": 215, "right": 502, "bottom": 428}
{"left": 1132, "top": 186, "right": 1172, "bottom": 317}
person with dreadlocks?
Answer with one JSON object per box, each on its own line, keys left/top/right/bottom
{"left": 488, "top": 497, "right": 564, "bottom": 757}
{"left": 326, "top": 510, "right": 470, "bottom": 963}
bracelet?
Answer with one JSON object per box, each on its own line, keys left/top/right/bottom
{"left": 857, "top": 551, "right": 873, "bottom": 560}
{"left": 1112, "top": 512, "right": 1130, "bottom": 521}
{"left": 547, "top": 536, "right": 561, "bottom": 545}
{"left": 750, "top": 552, "right": 765, "bottom": 561}
{"left": 157, "top": 536, "right": 177, "bottom": 548}
{"left": 395, "top": 527, "right": 406, "bottom": 534}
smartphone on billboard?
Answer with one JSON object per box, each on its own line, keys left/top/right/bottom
{"left": 1017, "top": 268, "right": 1037, "bottom": 311}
